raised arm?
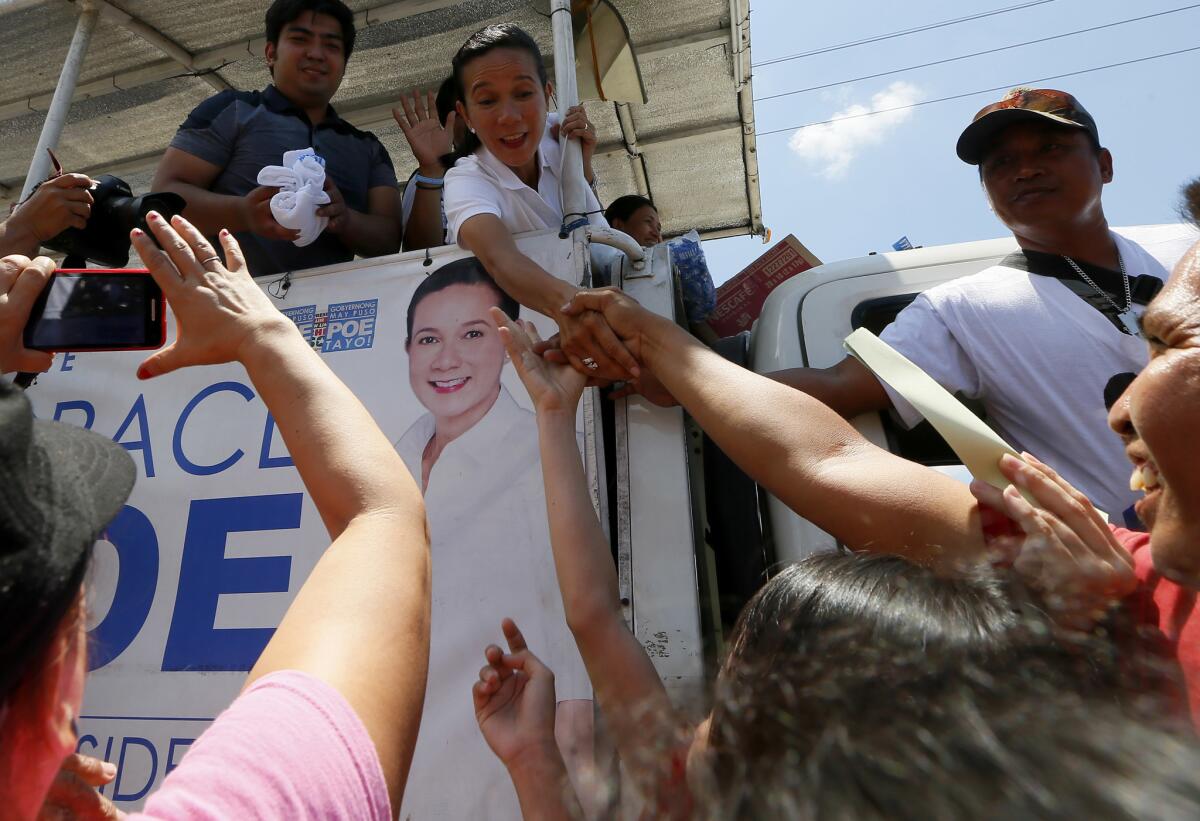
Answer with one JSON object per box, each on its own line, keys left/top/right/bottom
{"left": 563, "top": 289, "right": 987, "bottom": 568}
{"left": 393, "top": 88, "right": 455, "bottom": 251}
{"left": 131, "top": 213, "right": 429, "bottom": 812}
{"left": 491, "top": 310, "right": 684, "bottom": 787}
{"left": 459, "top": 214, "right": 638, "bottom": 382}
{"left": 473, "top": 619, "right": 583, "bottom": 821}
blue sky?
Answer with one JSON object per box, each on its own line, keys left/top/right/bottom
{"left": 701, "top": 0, "right": 1200, "bottom": 284}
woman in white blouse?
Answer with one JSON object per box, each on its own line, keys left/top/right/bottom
{"left": 442, "top": 23, "right": 639, "bottom": 383}
{"left": 394, "top": 258, "right": 592, "bottom": 820}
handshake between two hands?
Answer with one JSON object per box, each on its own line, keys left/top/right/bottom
{"left": 518, "top": 288, "right": 678, "bottom": 409}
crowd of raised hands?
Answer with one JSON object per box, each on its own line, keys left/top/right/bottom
{"left": 5, "top": 215, "right": 1200, "bottom": 818}
{"left": 464, "top": 283, "right": 1169, "bottom": 816}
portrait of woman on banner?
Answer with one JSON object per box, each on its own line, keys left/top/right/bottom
{"left": 394, "top": 257, "right": 592, "bottom": 819}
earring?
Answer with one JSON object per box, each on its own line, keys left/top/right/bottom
{"left": 469, "top": 126, "right": 476, "bottom": 134}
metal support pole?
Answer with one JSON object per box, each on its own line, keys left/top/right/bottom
{"left": 615, "top": 101, "right": 650, "bottom": 199}
{"left": 550, "top": 0, "right": 589, "bottom": 228}
{"left": 20, "top": 0, "right": 99, "bottom": 201}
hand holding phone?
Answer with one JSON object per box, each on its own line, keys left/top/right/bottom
{"left": 1, "top": 254, "right": 55, "bottom": 373}
{"left": 22, "top": 268, "right": 165, "bottom": 353}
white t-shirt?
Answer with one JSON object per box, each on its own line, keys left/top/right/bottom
{"left": 443, "top": 116, "right": 607, "bottom": 244}
{"left": 395, "top": 385, "right": 590, "bottom": 820}
{"left": 878, "top": 231, "right": 1165, "bottom": 517}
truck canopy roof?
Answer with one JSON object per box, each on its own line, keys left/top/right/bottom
{"left": 0, "top": 0, "right": 762, "bottom": 241}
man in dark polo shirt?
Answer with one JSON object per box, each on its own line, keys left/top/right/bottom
{"left": 152, "top": 0, "right": 401, "bottom": 277}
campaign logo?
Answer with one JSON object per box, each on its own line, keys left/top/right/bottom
{"left": 322, "top": 299, "right": 378, "bottom": 352}
{"left": 279, "top": 299, "right": 379, "bottom": 353}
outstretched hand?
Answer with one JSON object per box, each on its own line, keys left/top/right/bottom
{"left": 393, "top": 88, "right": 455, "bottom": 173}
{"left": 491, "top": 308, "right": 587, "bottom": 415}
{"left": 130, "top": 212, "right": 293, "bottom": 379}
{"left": 473, "top": 618, "right": 559, "bottom": 769}
{"left": 559, "top": 287, "right": 658, "bottom": 358}
{"left": 971, "top": 452, "right": 1135, "bottom": 629}
{"left": 553, "top": 288, "right": 678, "bottom": 406}
{"left": 553, "top": 304, "right": 640, "bottom": 383}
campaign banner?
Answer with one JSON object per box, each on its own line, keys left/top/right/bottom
{"left": 705, "top": 234, "right": 821, "bottom": 337}
{"left": 24, "top": 233, "right": 594, "bottom": 815}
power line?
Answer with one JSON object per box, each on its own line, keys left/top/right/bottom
{"left": 755, "top": 4, "right": 1200, "bottom": 104}
{"left": 752, "top": 0, "right": 1057, "bottom": 68}
{"left": 757, "top": 45, "right": 1200, "bottom": 138}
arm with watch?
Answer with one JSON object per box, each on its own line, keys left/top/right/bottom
{"left": 404, "top": 171, "right": 448, "bottom": 251}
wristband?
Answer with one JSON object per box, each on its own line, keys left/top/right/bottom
{"left": 414, "top": 173, "right": 444, "bottom": 188}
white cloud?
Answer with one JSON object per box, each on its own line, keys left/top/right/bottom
{"left": 788, "top": 81, "right": 922, "bottom": 178}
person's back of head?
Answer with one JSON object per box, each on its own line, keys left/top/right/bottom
{"left": 1180, "top": 177, "right": 1200, "bottom": 228}
{"left": 703, "top": 636, "right": 1200, "bottom": 819}
{"left": 0, "top": 382, "right": 135, "bottom": 816}
{"left": 694, "top": 552, "right": 1187, "bottom": 818}
{"left": 716, "top": 554, "right": 1025, "bottom": 681}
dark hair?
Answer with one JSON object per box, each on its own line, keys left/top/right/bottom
{"left": 265, "top": 0, "right": 356, "bottom": 61}
{"left": 435, "top": 76, "right": 457, "bottom": 127}
{"left": 702, "top": 628, "right": 1200, "bottom": 819}
{"left": 0, "top": 547, "right": 90, "bottom": 706}
{"left": 697, "top": 552, "right": 1182, "bottom": 818}
{"left": 1180, "top": 177, "right": 1200, "bottom": 229}
{"left": 716, "top": 555, "right": 1024, "bottom": 685}
{"left": 605, "top": 195, "right": 657, "bottom": 226}
{"left": 405, "top": 257, "right": 519, "bottom": 344}
{"left": 439, "top": 24, "right": 549, "bottom": 168}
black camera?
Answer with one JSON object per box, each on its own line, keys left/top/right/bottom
{"left": 42, "top": 175, "right": 186, "bottom": 268}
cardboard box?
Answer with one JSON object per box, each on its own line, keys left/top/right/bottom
{"left": 706, "top": 234, "right": 821, "bottom": 337}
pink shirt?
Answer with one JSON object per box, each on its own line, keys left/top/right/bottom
{"left": 128, "top": 671, "right": 390, "bottom": 819}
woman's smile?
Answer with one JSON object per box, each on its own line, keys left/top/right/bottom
{"left": 431, "top": 377, "right": 470, "bottom": 393}
{"left": 407, "top": 283, "right": 507, "bottom": 432}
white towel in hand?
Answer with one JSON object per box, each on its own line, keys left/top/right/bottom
{"left": 269, "top": 186, "right": 330, "bottom": 247}
{"left": 256, "top": 148, "right": 331, "bottom": 247}
{"left": 256, "top": 165, "right": 297, "bottom": 190}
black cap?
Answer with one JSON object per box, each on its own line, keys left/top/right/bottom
{"left": 0, "top": 381, "right": 134, "bottom": 697}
